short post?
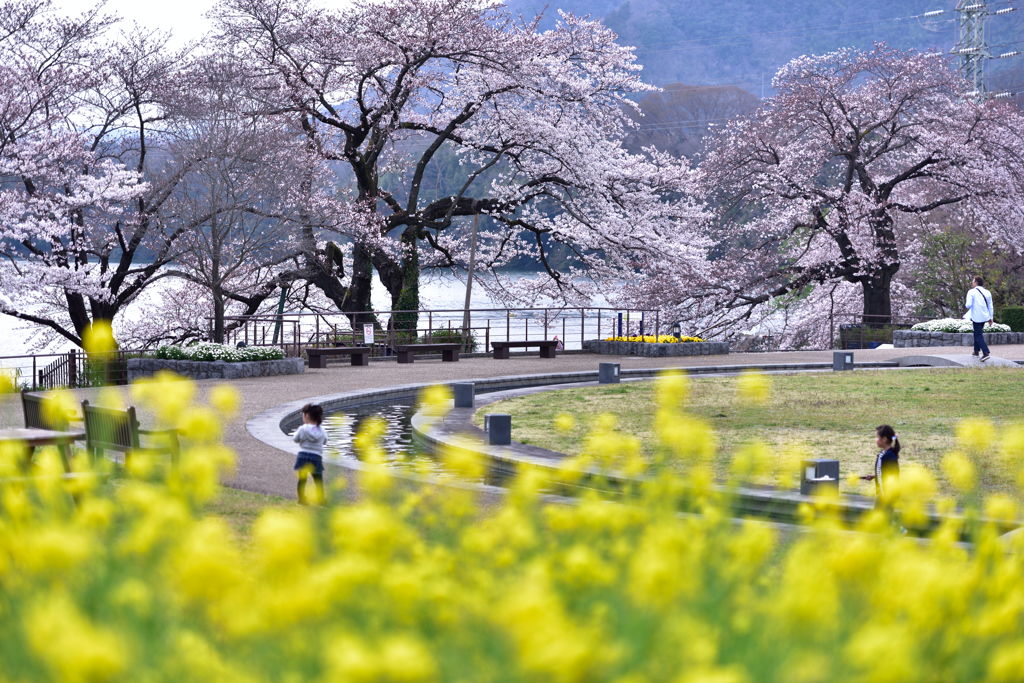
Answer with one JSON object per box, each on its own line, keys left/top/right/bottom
{"left": 832, "top": 351, "right": 854, "bottom": 371}
{"left": 484, "top": 413, "right": 511, "bottom": 445}
{"left": 801, "top": 459, "right": 840, "bottom": 496}
{"left": 599, "top": 362, "right": 620, "bottom": 384}
{"left": 453, "top": 383, "right": 475, "bottom": 408}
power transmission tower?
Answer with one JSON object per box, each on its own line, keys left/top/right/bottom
{"left": 952, "top": 1, "right": 1019, "bottom": 97}
{"left": 954, "top": 1, "right": 989, "bottom": 94}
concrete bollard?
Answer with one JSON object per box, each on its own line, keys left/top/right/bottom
{"left": 598, "top": 362, "right": 620, "bottom": 384}
{"left": 484, "top": 414, "right": 511, "bottom": 445}
{"left": 833, "top": 351, "right": 854, "bottom": 371}
{"left": 453, "top": 383, "right": 475, "bottom": 408}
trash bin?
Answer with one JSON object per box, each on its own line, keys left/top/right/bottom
{"left": 801, "top": 459, "right": 840, "bottom": 496}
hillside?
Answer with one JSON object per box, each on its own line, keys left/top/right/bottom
{"left": 506, "top": 0, "right": 1024, "bottom": 95}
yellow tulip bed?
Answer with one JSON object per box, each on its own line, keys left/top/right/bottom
{"left": 604, "top": 334, "right": 705, "bottom": 343}
{"left": 2, "top": 371, "right": 1024, "bottom": 683}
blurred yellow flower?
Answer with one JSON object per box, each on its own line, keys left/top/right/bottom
{"left": 81, "top": 319, "right": 117, "bottom": 354}
{"left": 736, "top": 369, "right": 770, "bottom": 405}
{"left": 942, "top": 450, "right": 976, "bottom": 492}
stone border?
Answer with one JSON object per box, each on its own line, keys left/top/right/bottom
{"left": 894, "top": 330, "right": 1024, "bottom": 348}
{"left": 128, "top": 357, "right": 304, "bottom": 382}
{"left": 583, "top": 339, "right": 729, "bottom": 357}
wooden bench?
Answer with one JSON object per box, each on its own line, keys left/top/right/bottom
{"left": 21, "top": 390, "right": 83, "bottom": 472}
{"left": 307, "top": 346, "right": 371, "bottom": 368}
{"left": 393, "top": 343, "right": 460, "bottom": 364}
{"left": 491, "top": 340, "right": 558, "bottom": 359}
{"left": 81, "top": 401, "right": 181, "bottom": 472}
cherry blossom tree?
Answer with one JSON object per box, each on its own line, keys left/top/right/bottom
{"left": 160, "top": 56, "right": 309, "bottom": 344}
{"left": 0, "top": 0, "right": 146, "bottom": 347}
{"left": 0, "top": 2, "right": 299, "bottom": 349}
{"left": 214, "top": 0, "right": 707, "bottom": 325}
{"left": 698, "top": 44, "right": 1024, "bottom": 326}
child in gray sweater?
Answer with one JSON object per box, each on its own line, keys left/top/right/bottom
{"left": 293, "top": 403, "right": 327, "bottom": 505}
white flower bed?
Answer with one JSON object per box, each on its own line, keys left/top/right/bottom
{"left": 154, "top": 342, "right": 286, "bottom": 362}
{"left": 910, "top": 318, "right": 1010, "bottom": 333}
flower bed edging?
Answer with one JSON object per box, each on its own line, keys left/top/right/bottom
{"left": 127, "top": 357, "right": 304, "bottom": 382}
{"left": 583, "top": 339, "right": 729, "bottom": 357}
{"left": 893, "top": 330, "right": 1024, "bottom": 348}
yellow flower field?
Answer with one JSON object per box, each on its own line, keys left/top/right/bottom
{"left": 1, "top": 371, "right": 1023, "bottom": 682}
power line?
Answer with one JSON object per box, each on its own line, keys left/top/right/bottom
{"left": 636, "top": 22, "right": 956, "bottom": 56}
{"left": 633, "top": 15, "right": 959, "bottom": 56}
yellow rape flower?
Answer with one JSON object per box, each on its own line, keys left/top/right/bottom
{"left": 942, "top": 451, "right": 976, "bottom": 493}
{"left": 25, "top": 592, "right": 128, "bottom": 683}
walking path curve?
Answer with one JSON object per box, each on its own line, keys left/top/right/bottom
{"left": 24, "top": 345, "right": 1023, "bottom": 500}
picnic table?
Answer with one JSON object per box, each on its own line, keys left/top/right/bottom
{"left": 0, "top": 427, "right": 84, "bottom": 473}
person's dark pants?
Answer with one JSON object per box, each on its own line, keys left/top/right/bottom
{"left": 973, "top": 321, "right": 991, "bottom": 356}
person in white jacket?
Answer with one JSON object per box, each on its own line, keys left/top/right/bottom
{"left": 965, "top": 276, "right": 994, "bottom": 362}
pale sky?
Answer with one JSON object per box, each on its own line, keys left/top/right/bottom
{"left": 54, "top": 0, "right": 354, "bottom": 47}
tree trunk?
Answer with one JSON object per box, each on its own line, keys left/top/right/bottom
{"left": 393, "top": 233, "right": 420, "bottom": 341}
{"left": 212, "top": 285, "right": 225, "bottom": 344}
{"left": 861, "top": 268, "right": 896, "bottom": 326}
{"left": 348, "top": 243, "right": 375, "bottom": 326}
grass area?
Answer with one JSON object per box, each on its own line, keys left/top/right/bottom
{"left": 478, "top": 367, "right": 1024, "bottom": 501}
{"left": 201, "top": 486, "right": 294, "bottom": 536}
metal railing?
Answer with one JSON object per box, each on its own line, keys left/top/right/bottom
{"left": 218, "top": 307, "right": 664, "bottom": 357}
{"left": 0, "top": 307, "right": 666, "bottom": 389}
{"left": 832, "top": 313, "right": 933, "bottom": 350}
{"left": 1, "top": 350, "right": 135, "bottom": 391}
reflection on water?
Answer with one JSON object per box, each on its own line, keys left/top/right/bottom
{"left": 319, "top": 399, "right": 448, "bottom": 477}
{"left": 287, "top": 398, "right": 523, "bottom": 488}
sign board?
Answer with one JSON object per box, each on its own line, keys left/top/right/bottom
{"left": 363, "top": 324, "right": 374, "bottom": 345}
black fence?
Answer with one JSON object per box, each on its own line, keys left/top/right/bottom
{"left": 2, "top": 350, "right": 135, "bottom": 391}
{"left": 833, "top": 314, "right": 931, "bottom": 350}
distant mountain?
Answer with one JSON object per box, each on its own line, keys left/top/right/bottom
{"left": 505, "top": 0, "right": 1024, "bottom": 96}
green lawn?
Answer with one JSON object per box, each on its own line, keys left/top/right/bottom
{"left": 202, "top": 486, "right": 294, "bottom": 536}
{"left": 477, "top": 367, "right": 1024, "bottom": 501}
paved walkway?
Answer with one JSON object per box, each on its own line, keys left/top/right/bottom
{"left": 9, "top": 345, "right": 1022, "bottom": 500}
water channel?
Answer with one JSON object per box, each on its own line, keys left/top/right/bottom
{"left": 289, "top": 398, "right": 458, "bottom": 479}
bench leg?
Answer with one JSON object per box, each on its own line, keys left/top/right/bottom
{"left": 540, "top": 345, "right": 556, "bottom": 358}
{"left": 442, "top": 349, "right": 459, "bottom": 362}
{"left": 351, "top": 353, "right": 369, "bottom": 366}
{"left": 397, "top": 351, "right": 414, "bottom": 364}
{"left": 309, "top": 354, "right": 325, "bottom": 369}
{"left": 493, "top": 347, "right": 509, "bottom": 360}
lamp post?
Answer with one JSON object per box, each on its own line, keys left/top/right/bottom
{"left": 671, "top": 322, "right": 681, "bottom": 341}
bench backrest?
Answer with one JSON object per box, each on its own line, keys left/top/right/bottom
{"left": 308, "top": 346, "right": 368, "bottom": 354}
{"left": 81, "top": 400, "right": 141, "bottom": 452}
{"left": 22, "top": 390, "right": 69, "bottom": 431}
